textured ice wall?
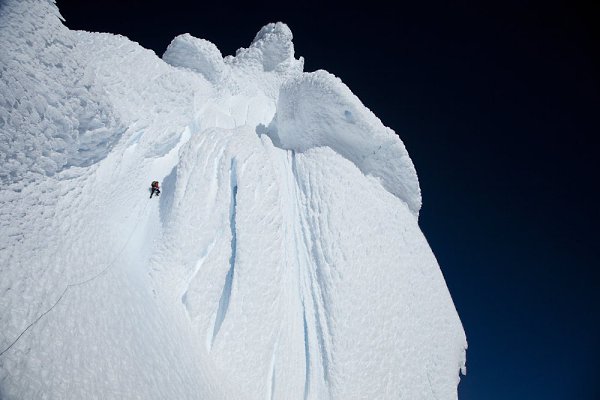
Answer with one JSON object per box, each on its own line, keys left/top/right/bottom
{"left": 270, "top": 70, "right": 422, "bottom": 216}
{"left": 0, "top": 1, "right": 466, "bottom": 399}
{"left": 0, "top": 0, "right": 125, "bottom": 183}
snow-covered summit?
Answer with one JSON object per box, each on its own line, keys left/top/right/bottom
{"left": 239, "top": 22, "right": 302, "bottom": 73}
{"left": 0, "top": 1, "right": 466, "bottom": 399}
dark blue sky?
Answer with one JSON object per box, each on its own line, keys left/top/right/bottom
{"left": 58, "top": 0, "right": 599, "bottom": 398}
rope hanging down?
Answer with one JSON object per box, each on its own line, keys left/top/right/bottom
{"left": 0, "top": 200, "right": 150, "bottom": 358}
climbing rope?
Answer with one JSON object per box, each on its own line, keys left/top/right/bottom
{"left": 0, "top": 199, "right": 151, "bottom": 358}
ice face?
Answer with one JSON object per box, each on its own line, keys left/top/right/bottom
{"left": 0, "top": 1, "right": 466, "bottom": 399}
{"left": 0, "top": 0, "right": 126, "bottom": 183}
{"left": 270, "top": 70, "right": 422, "bottom": 216}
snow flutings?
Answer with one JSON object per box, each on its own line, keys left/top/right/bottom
{"left": 0, "top": 1, "right": 466, "bottom": 399}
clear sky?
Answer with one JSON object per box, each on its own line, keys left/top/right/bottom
{"left": 57, "top": 0, "right": 599, "bottom": 398}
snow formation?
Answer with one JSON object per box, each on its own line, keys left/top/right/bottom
{"left": 0, "top": 1, "right": 466, "bottom": 399}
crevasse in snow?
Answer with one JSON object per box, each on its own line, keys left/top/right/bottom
{"left": 0, "top": 1, "right": 466, "bottom": 399}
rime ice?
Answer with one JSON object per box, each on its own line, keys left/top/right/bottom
{"left": 0, "top": 1, "right": 466, "bottom": 399}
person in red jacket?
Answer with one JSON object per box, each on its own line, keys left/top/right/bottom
{"left": 150, "top": 181, "right": 160, "bottom": 198}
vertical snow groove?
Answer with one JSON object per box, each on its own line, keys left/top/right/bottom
{"left": 180, "top": 235, "right": 218, "bottom": 314}
{"left": 291, "top": 151, "right": 333, "bottom": 397}
{"left": 302, "top": 309, "right": 311, "bottom": 400}
{"left": 290, "top": 151, "right": 314, "bottom": 397}
{"left": 211, "top": 158, "right": 238, "bottom": 348}
{"left": 308, "top": 283, "right": 332, "bottom": 384}
{"left": 268, "top": 345, "right": 277, "bottom": 400}
{"left": 274, "top": 148, "right": 314, "bottom": 400}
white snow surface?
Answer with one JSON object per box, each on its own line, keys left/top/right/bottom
{"left": 0, "top": 1, "right": 466, "bottom": 399}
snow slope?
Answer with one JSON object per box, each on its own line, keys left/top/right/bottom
{"left": 0, "top": 1, "right": 466, "bottom": 399}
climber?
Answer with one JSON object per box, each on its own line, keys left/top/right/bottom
{"left": 150, "top": 181, "right": 160, "bottom": 198}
